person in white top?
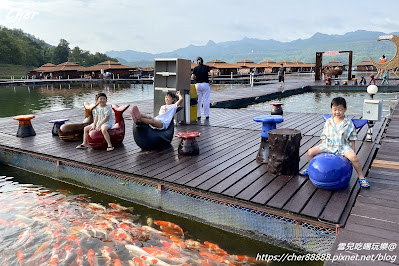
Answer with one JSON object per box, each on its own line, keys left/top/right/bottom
{"left": 76, "top": 92, "right": 115, "bottom": 151}
{"left": 131, "top": 91, "right": 183, "bottom": 130}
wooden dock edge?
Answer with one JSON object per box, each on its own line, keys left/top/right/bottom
{"left": 0, "top": 145, "right": 336, "bottom": 254}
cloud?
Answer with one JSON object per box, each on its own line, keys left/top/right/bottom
{"left": 1, "top": 0, "right": 399, "bottom": 54}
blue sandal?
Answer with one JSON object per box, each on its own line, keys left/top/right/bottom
{"left": 299, "top": 169, "right": 309, "bottom": 176}
{"left": 359, "top": 179, "right": 370, "bottom": 188}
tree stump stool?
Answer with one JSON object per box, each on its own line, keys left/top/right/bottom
{"left": 13, "top": 115, "right": 36, "bottom": 137}
{"left": 253, "top": 115, "right": 284, "bottom": 163}
{"left": 49, "top": 119, "right": 69, "bottom": 136}
{"left": 267, "top": 128, "right": 301, "bottom": 176}
{"left": 175, "top": 131, "right": 200, "bottom": 156}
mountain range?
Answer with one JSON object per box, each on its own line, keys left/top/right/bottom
{"left": 105, "top": 30, "right": 399, "bottom": 67}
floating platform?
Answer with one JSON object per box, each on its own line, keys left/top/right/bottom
{"left": 0, "top": 81, "right": 394, "bottom": 255}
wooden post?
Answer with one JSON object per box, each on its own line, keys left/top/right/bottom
{"left": 267, "top": 128, "right": 301, "bottom": 176}
{"left": 315, "top": 52, "right": 323, "bottom": 80}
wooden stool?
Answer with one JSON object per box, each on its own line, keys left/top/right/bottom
{"left": 49, "top": 119, "right": 69, "bottom": 136}
{"left": 270, "top": 102, "right": 283, "bottom": 115}
{"left": 175, "top": 131, "right": 200, "bottom": 156}
{"left": 253, "top": 115, "right": 284, "bottom": 163}
{"left": 13, "top": 115, "right": 36, "bottom": 137}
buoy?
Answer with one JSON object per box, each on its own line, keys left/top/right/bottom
{"left": 309, "top": 153, "right": 352, "bottom": 190}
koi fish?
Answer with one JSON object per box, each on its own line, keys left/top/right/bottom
{"left": 89, "top": 203, "right": 107, "bottom": 210}
{"left": 109, "top": 203, "right": 133, "bottom": 211}
{"left": 67, "top": 234, "right": 81, "bottom": 247}
{"left": 153, "top": 220, "right": 183, "bottom": 235}
{"left": 185, "top": 239, "right": 206, "bottom": 250}
{"left": 62, "top": 244, "right": 73, "bottom": 263}
{"left": 204, "top": 241, "right": 229, "bottom": 256}
{"left": 76, "top": 249, "right": 83, "bottom": 266}
{"left": 48, "top": 254, "right": 59, "bottom": 265}
{"left": 100, "top": 246, "right": 112, "bottom": 265}
{"left": 13, "top": 229, "right": 31, "bottom": 248}
{"left": 114, "top": 258, "right": 123, "bottom": 266}
{"left": 16, "top": 250, "right": 24, "bottom": 266}
{"left": 142, "top": 247, "right": 190, "bottom": 265}
{"left": 0, "top": 219, "right": 10, "bottom": 227}
{"left": 50, "top": 221, "right": 64, "bottom": 230}
{"left": 31, "top": 240, "right": 51, "bottom": 258}
{"left": 129, "top": 257, "right": 144, "bottom": 266}
{"left": 87, "top": 249, "right": 97, "bottom": 266}
{"left": 231, "top": 254, "right": 257, "bottom": 263}
{"left": 139, "top": 255, "right": 170, "bottom": 266}
{"left": 199, "top": 251, "right": 233, "bottom": 265}
{"left": 170, "top": 236, "right": 188, "bottom": 248}
{"left": 125, "top": 245, "right": 150, "bottom": 257}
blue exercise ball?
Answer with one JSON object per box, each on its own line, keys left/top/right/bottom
{"left": 308, "top": 153, "right": 352, "bottom": 190}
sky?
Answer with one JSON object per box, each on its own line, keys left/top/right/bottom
{"left": 1, "top": 0, "right": 399, "bottom": 54}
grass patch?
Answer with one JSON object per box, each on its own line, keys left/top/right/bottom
{"left": 0, "top": 64, "right": 34, "bottom": 79}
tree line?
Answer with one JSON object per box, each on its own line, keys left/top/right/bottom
{"left": 0, "top": 26, "right": 117, "bottom": 67}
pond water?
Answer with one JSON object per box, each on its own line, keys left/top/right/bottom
{"left": 242, "top": 90, "right": 399, "bottom": 117}
{"left": 0, "top": 164, "right": 324, "bottom": 265}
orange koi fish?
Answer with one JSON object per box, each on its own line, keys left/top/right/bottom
{"left": 153, "top": 220, "right": 184, "bottom": 235}
{"left": 231, "top": 254, "right": 257, "bottom": 263}
{"left": 199, "top": 251, "right": 233, "bottom": 265}
{"left": 204, "top": 241, "right": 229, "bottom": 256}
{"left": 100, "top": 246, "right": 112, "bottom": 265}
{"left": 67, "top": 234, "right": 81, "bottom": 247}
{"left": 109, "top": 203, "right": 133, "bottom": 211}
{"left": 0, "top": 219, "right": 10, "bottom": 227}
{"left": 114, "top": 258, "right": 123, "bottom": 266}
{"left": 48, "top": 254, "right": 59, "bottom": 266}
{"left": 31, "top": 241, "right": 51, "bottom": 258}
{"left": 131, "top": 257, "right": 144, "bottom": 266}
{"left": 10, "top": 221, "right": 28, "bottom": 228}
{"left": 170, "top": 236, "right": 188, "bottom": 248}
{"left": 87, "top": 249, "right": 97, "bottom": 266}
{"left": 50, "top": 221, "right": 64, "bottom": 230}
{"left": 140, "top": 255, "right": 169, "bottom": 266}
{"left": 16, "top": 250, "right": 24, "bottom": 266}
{"left": 76, "top": 249, "right": 83, "bottom": 266}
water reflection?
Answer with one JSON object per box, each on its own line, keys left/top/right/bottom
{"left": 244, "top": 91, "right": 398, "bottom": 117}
{"left": 0, "top": 83, "right": 154, "bottom": 118}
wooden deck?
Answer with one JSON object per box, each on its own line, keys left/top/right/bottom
{"left": 0, "top": 97, "right": 386, "bottom": 226}
{"left": 325, "top": 107, "right": 399, "bottom": 266}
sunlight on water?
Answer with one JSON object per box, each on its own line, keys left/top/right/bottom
{"left": 243, "top": 91, "right": 399, "bottom": 117}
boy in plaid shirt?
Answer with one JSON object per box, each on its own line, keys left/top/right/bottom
{"left": 300, "top": 97, "right": 370, "bottom": 188}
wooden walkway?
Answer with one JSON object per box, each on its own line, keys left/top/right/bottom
{"left": 325, "top": 107, "right": 399, "bottom": 265}
{"left": 0, "top": 98, "right": 386, "bottom": 226}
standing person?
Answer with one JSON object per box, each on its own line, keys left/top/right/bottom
{"left": 278, "top": 63, "right": 286, "bottom": 88}
{"left": 76, "top": 93, "right": 115, "bottom": 151}
{"left": 299, "top": 97, "right": 370, "bottom": 188}
{"left": 191, "top": 57, "right": 214, "bottom": 120}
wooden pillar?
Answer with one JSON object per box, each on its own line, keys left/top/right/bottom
{"left": 267, "top": 129, "right": 301, "bottom": 176}
{"left": 348, "top": 51, "right": 353, "bottom": 80}
{"left": 315, "top": 52, "right": 323, "bottom": 80}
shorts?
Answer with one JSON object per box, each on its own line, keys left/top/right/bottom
{"left": 278, "top": 76, "right": 284, "bottom": 82}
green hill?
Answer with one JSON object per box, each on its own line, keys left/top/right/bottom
{"left": 0, "top": 64, "right": 34, "bottom": 79}
{"left": 0, "top": 26, "right": 117, "bottom": 75}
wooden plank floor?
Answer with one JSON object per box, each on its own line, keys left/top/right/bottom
{"left": 324, "top": 106, "right": 399, "bottom": 266}
{"left": 0, "top": 99, "right": 386, "bottom": 226}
